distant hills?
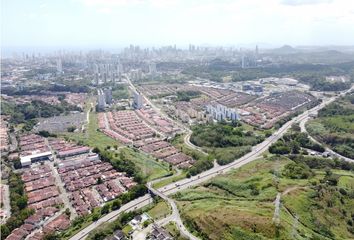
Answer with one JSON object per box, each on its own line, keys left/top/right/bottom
{"left": 270, "top": 45, "right": 300, "bottom": 54}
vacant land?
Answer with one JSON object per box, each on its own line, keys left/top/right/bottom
{"left": 112, "top": 84, "right": 130, "bottom": 100}
{"left": 118, "top": 148, "right": 172, "bottom": 181}
{"left": 63, "top": 111, "right": 118, "bottom": 151}
{"left": 35, "top": 112, "right": 86, "bottom": 133}
{"left": 147, "top": 200, "right": 171, "bottom": 220}
{"left": 173, "top": 156, "right": 354, "bottom": 240}
{"left": 307, "top": 94, "right": 354, "bottom": 158}
{"left": 190, "top": 122, "right": 264, "bottom": 165}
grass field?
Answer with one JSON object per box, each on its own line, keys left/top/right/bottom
{"left": 63, "top": 111, "right": 119, "bottom": 151}
{"left": 147, "top": 200, "right": 171, "bottom": 220}
{"left": 173, "top": 156, "right": 354, "bottom": 240}
{"left": 118, "top": 147, "right": 172, "bottom": 181}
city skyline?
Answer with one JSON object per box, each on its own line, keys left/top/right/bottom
{"left": 2, "top": 0, "right": 354, "bottom": 51}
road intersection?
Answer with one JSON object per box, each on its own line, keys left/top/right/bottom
{"left": 70, "top": 86, "right": 353, "bottom": 240}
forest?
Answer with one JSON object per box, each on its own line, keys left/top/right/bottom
{"left": 183, "top": 60, "right": 354, "bottom": 91}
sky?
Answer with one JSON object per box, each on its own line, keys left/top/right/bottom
{"left": 1, "top": 0, "right": 354, "bottom": 51}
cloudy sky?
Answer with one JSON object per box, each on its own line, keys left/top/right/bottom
{"left": 2, "top": 0, "right": 354, "bottom": 49}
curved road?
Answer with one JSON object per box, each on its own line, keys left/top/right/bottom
{"left": 147, "top": 183, "right": 199, "bottom": 240}
{"left": 299, "top": 116, "right": 354, "bottom": 163}
{"left": 184, "top": 131, "right": 208, "bottom": 155}
{"left": 70, "top": 87, "right": 353, "bottom": 240}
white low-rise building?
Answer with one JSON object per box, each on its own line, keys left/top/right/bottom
{"left": 20, "top": 151, "right": 52, "bottom": 167}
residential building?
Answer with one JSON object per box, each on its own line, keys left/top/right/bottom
{"left": 133, "top": 91, "right": 143, "bottom": 109}
{"left": 97, "top": 89, "right": 106, "bottom": 110}
{"left": 149, "top": 224, "right": 173, "bottom": 240}
{"left": 206, "top": 104, "right": 240, "bottom": 122}
{"left": 104, "top": 88, "right": 113, "bottom": 105}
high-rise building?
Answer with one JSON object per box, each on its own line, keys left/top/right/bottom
{"left": 206, "top": 104, "right": 239, "bottom": 122}
{"left": 149, "top": 62, "right": 157, "bottom": 75}
{"left": 97, "top": 89, "right": 106, "bottom": 110}
{"left": 133, "top": 91, "right": 143, "bottom": 109}
{"left": 56, "top": 59, "right": 63, "bottom": 74}
{"left": 104, "top": 88, "right": 113, "bottom": 104}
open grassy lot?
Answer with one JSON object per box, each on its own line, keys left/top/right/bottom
{"left": 118, "top": 147, "right": 172, "bottom": 181}
{"left": 147, "top": 200, "right": 171, "bottom": 220}
{"left": 63, "top": 111, "right": 118, "bottom": 151}
{"left": 173, "top": 156, "right": 354, "bottom": 240}
{"left": 189, "top": 122, "right": 266, "bottom": 165}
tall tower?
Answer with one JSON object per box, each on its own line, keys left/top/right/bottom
{"left": 56, "top": 59, "right": 63, "bottom": 74}
{"left": 133, "top": 91, "right": 143, "bottom": 109}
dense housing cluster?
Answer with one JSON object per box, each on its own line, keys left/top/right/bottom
{"left": 1, "top": 95, "right": 61, "bottom": 105}
{"left": 139, "top": 83, "right": 316, "bottom": 128}
{"left": 242, "top": 91, "right": 316, "bottom": 128}
{"left": 19, "top": 134, "right": 52, "bottom": 167}
{"left": 22, "top": 165, "right": 62, "bottom": 210}
{"left": 50, "top": 138, "right": 136, "bottom": 216}
{"left": 0, "top": 116, "right": 9, "bottom": 153}
{"left": 98, "top": 110, "right": 195, "bottom": 168}
{"left": 4, "top": 133, "right": 138, "bottom": 239}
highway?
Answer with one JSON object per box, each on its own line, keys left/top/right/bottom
{"left": 147, "top": 183, "right": 199, "bottom": 240}
{"left": 70, "top": 87, "right": 353, "bottom": 240}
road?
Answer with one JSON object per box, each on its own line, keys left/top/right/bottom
{"left": 0, "top": 185, "right": 11, "bottom": 224}
{"left": 82, "top": 103, "right": 92, "bottom": 133}
{"left": 70, "top": 87, "right": 353, "bottom": 240}
{"left": 45, "top": 139, "right": 78, "bottom": 220}
{"left": 183, "top": 131, "right": 208, "bottom": 155}
{"left": 8, "top": 132, "right": 18, "bottom": 152}
{"left": 125, "top": 75, "right": 189, "bottom": 133}
{"left": 299, "top": 116, "right": 354, "bottom": 163}
{"left": 147, "top": 183, "right": 199, "bottom": 240}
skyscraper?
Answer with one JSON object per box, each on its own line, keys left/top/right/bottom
{"left": 133, "top": 91, "right": 143, "bottom": 109}
{"left": 104, "top": 88, "right": 113, "bottom": 105}
{"left": 149, "top": 62, "right": 157, "bottom": 75}
{"left": 56, "top": 59, "right": 63, "bottom": 74}
{"left": 97, "top": 89, "right": 106, "bottom": 110}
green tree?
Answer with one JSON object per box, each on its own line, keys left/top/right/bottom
{"left": 16, "top": 196, "right": 28, "bottom": 210}
{"left": 101, "top": 204, "right": 110, "bottom": 215}
{"left": 91, "top": 212, "right": 100, "bottom": 222}
{"left": 111, "top": 199, "right": 121, "bottom": 210}
{"left": 67, "top": 126, "right": 76, "bottom": 132}
{"left": 96, "top": 177, "right": 103, "bottom": 185}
